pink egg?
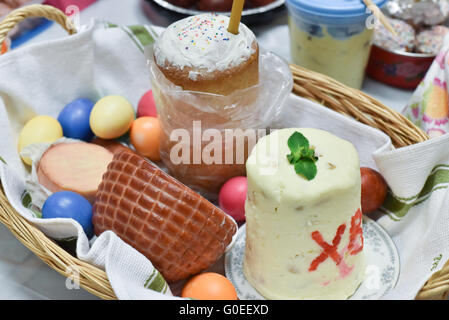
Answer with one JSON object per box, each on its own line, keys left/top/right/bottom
{"left": 137, "top": 90, "right": 157, "bottom": 118}
{"left": 218, "top": 176, "right": 248, "bottom": 222}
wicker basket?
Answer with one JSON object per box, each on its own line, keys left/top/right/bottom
{"left": 0, "top": 4, "right": 447, "bottom": 300}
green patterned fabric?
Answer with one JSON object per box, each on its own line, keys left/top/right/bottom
{"left": 105, "top": 22, "right": 157, "bottom": 52}
{"left": 380, "top": 165, "right": 449, "bottom": 221}
{"left": 144, "top": 269, "right": 169, "bottom": 294}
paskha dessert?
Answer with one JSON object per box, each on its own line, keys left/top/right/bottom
{"left": 151, "top": 13, "right": 260, "bottom": 198}
{"left": 243, "top": 128, "right": 365, "bottom": 300}
{"left": 92, "top": 151, "right": 237, "bottom": 283}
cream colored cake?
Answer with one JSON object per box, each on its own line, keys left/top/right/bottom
{"left": 243, "top": 128, "right": 365, "bottom": 300}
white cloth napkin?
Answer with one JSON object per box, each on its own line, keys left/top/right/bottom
{"left": 374, "top": 135, "right": 449, "bottom": 299}
{"left": 0, "top": 19, "right": 447, "bottom": 300}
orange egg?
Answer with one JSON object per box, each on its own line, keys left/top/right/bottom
{"left": 181, "top": 272, "right": 238, "bottom": 300}
{"left": 130, "top": 117, "right": 161, "bottom": 161}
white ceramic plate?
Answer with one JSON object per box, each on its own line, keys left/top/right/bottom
{"left": 224, "top": 216, "right": 400, "bottom": 300}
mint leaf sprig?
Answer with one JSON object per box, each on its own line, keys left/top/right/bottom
{"left": 286, "top": 131, "right": 318, "bottom": 181}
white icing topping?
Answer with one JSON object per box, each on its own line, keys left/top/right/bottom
{"left": 154, "top": 13, "right": 257, "bottom": 73}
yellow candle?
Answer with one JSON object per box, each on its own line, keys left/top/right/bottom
{"left": 228, "top": 0, "right": 245, "bottom": 35}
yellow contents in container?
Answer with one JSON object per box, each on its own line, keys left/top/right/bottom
{"left": 285, "top": 0, "right": 388, "bottom": 89}
{"left": 289, "top": 17, "right": 373, "bottom": 89}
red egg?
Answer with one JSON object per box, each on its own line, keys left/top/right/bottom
{"left": 219, "top": 176, "right": 247, "bottom": 222}
{"left": 137, "top": 90, "right": 157, "bottom": 118}
{"left": 361, "top": 167, "right": 388, "bottom": 214}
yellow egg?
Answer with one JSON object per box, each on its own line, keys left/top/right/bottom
{"left": 90, "top": 95, "right": 135, "bottom": 139}
{"left": 18, "top": 115, "right": 63, "bottom": 165}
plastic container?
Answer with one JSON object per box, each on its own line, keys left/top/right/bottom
{"left": 286, "top": 0, "right": 388, "bottom": 89}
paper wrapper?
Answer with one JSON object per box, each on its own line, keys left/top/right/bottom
{"left": 147, "top": 48, "right": 293, "bottom": 199}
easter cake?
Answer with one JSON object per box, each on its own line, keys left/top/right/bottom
{"left": 151, "top": 13, "right": 262, "bottom": 198}
{"left": 243, "top": 128, "right": 365, "bottom": 300}
{"left": 153, "top": 13, "right": 259, "bottom": 95}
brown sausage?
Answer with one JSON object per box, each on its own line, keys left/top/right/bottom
{"left": 92, "top": 151, "right": 237, "bottom": 283}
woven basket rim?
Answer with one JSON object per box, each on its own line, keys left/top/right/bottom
{"left": 0, "top": 3, "right": 447, "bottom": 301}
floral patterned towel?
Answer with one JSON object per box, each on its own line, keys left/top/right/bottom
{"left": 403, "top": 35, "right": 449, "bottom": 138}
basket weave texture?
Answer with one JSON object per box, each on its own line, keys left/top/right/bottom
{"left": 0, "top": 4, "right": 447, "bottom": 300}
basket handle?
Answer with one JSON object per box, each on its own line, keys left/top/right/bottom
{"left": 0, "top": 4, "right": 77, "bottom": 45}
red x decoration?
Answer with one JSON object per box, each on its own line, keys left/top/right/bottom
{"left": 348, "top": 209, "right": 364, "bottom": 255}
{"left": 308, "top": 224, "right": 346, "bottom": 272}
{"left": 308, "top": 209, "right": 364, "bottom": 272}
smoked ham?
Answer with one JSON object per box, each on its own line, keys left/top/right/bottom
{"left": 92, "top": 137, "right": 134, "bottom": 155}
{"left": 92, "top": 151, "right": 237, "bottom": 283}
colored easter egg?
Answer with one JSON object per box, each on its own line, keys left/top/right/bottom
{"left": 42, "top": 191, "right": 93, "bottom": 238}
{"left": 58, "top": 98, "right": 95, "bottom": 141}
{"left": 90, "top": 95, "right": 135, "bottom": 139}
{"left": 18, "top": 115, "right": 63, "bottom": 165}
{"left": 181, "top": 272, "right": 238, "bottom": 300}
{"left": 130, "top": 117, "right": 161, "bottom": 161}
{"left": 1, "top": 38, "right": 9, "bottom": 55}
{"left": 218, "top": 176, "right": 248, "bottom": 222}
{"left": 360, "top": 167, "right": 387, "bottom": 215}
{"left": 137, "top": 90, "right": 157, "bottom": 118}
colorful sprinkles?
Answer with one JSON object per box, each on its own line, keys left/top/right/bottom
{"left": 173, "top": 14, "right": 233, "bottom": 51}
{"left": 154, "top": 13, "right": 256, "bottom": 71}
{"left": 373, "top": 17, "right": 449, "bottom": 55}
{"left": 416, "top": 26, "right": 449, "bottom": 55}
{"left": 373, "top": 18, "right": 415, "bottom": 52}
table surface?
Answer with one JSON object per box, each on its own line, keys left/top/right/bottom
{"left": 0, "top": 0, "right": 415, "bottom": 300}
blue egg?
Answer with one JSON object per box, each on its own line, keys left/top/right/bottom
{"left": 42, "top": 191, "right": 93, "bottom": 238}
{"left": 58, "top": 98, "right": 95, "bottom": 141}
